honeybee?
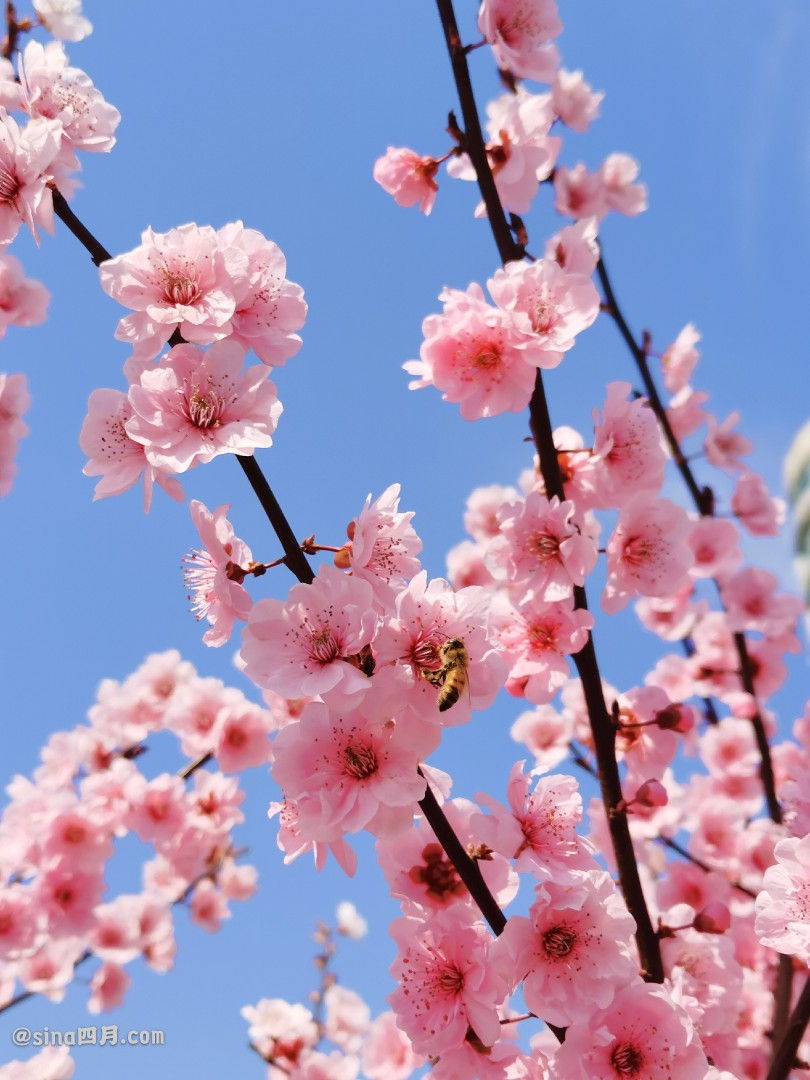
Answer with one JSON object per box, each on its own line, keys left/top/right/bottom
{"left": 422, "top": 637, "right": 469, "bottom": 712}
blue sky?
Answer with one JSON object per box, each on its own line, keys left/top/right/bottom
{"left": 2, "top": 1, "right": 808, "bottom": 1075}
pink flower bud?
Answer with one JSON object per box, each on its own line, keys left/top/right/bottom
{"left": 693, "top": 902, "right": 731, "bottom": 935}
{"left": 635, "top": 779, "right": 668, "bottom": 808}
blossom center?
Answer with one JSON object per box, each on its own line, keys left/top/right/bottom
{"left": 529, "top": 530, "right": 559, "bottom": 562}
{"left": 342, "top": 742, "right": 378, "bottom": 780}
{"left": 542, "top": 925, "right": 576, "bottom": 957}
{"left": 610, "top": 1042, "right": 644, "bottom": 1076}
{"left": 163, "top": 272, "right": 200, "bottom": 307}
{"left": 435, "top": 962, "right": 464, "bottom": 996}
{"left": 409, "top": 843, "right": 465, "bottom": 902}
{"left": 471, "top": 341, "right": 502, "bottom": 370}
{"left": 0, "top": 163, "right": 20, "bottom": 206}
{"left": 308, "top": 627, "right": 340, "bottom": 664}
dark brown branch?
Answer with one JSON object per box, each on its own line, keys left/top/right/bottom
{"left": 53, "top": 189, "right": 112, "bottom": 266}
{"left": 435, "top": 0, "right": 663, "bottom": 985}
{"left": 596, "top": 251, "right": 782, "bottom": 827}
{"left": 767, "top": 972, "right": 810, "bottom": 1080}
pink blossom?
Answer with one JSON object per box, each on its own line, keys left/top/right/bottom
{"left": 445, "top": 539, "right": 498, "bottom": 590}
{"left": 755, "top": 834, "right": 810, "bottom": 961}
{"left": 464, "top": 482, "right": 518, "bottom": 541}
{"left": 213, "top": 702, "right": 271, "bottom": 772}
{"left": 216, "top": 221, "right": 307, "bottom": 366}
{"left": 19, "top": 40, "right": 120, "bottom": 163}
{"left": 600, "top": 153, "right": 647, "bottom": 216}
{"left": 240, "top": 564, "right": 377, "bottom": 702}
{"left": 40, "top": 806, "right": 113, "bottom": 871}
{"left": 490, "top": 595, "right": 593, "bottom": 704}
{"left": 492, "top": 492, "right": 598, "bottom": 602}
{"left": 87, "top": 961, "right": 130, "bottom": 1013}
{"left": 591, "top": 381, "right": 666, "bottom": 507}
{"left": 0, "top": 885, "right": 36, "bottom": 959}
{"left": 660, "top": 906, "right": 743, "bottom": 1035}
{"left": 635, "top": 582, "right": 707, "bottom": 642}
{"left": 552, "top": 68, "right": 603, "bottom": 131}
{"left": 373, "top": 147, "right": 438, "bottom": 214}
{"left": 341, "top": 483, "right": 423, "bottom": 607}
{"left": 666, "top": 384, "right": 710, "bottom": 440}
{"left": 182, "top": 500, "right": 253, "bottom": 647}
{"left": 731, "top": 470, "right": 785, "bottom": 536}
{"left": 17, "top": 940, "right": 83, "bottom": 1002}
{"left": 89, "top": 896, "right": 145, "bottom": 964}
{"left": 271, "top": 699, "right": 426, "bottom": 840}
{"left": 126, "top": 340, "right": 281, "bottom": 472}
{"left": 1, "top": 1047, "right": 75, "bottom": 1078}
{"left": 404, "top": 282, "right": 546, "bottom": 419}
{"left": 614, "top": 686, "right": 680, "bottom": 784}
{"left": 552, "top": 982, "right": 710, "bottom": 1078}
{"left": 544, "top": 217, "right": 600, "bottom": 276}
{"left": 478, "top": 0, "right": 561, "bottom": 83}
{"left": 704, "top": 411, "right": 753, "bottom": 472}
{"left": 241, "top": 998, "right": 318, "bottom": 1067}
{"left": 323, "top": 985, "right": 370, "bottom": 1053}
{"left": 553, "top": 163, "right": 608, "bottom": 220}
{"left": 388, "top": 910, "right": 506, "bottom": 1056}
{"left": 720, "top": 567, "right": 802, "bottom": 637}
{"left": 98, "top": 223, "right": 250, "bottom": 360}
{"left": 79, "top": 387, "right": 184, "bottom": 510}
{"left": 36, "top": 866, "right": 104, "bottom": 935}
{"left": 33, "top": 0, "right": 92, "bottom": 41}
{"left": 361, "top": 1011, "right": 424, "bottom": 1080}
{"left": 0, "top": 372, "right": 31, "bottom": 497}
{"left": 268, "top": 796, "right": 358, "bottom": 877}
{"left": 492, "top": 869, "right": 637, "bottom": 1027}
{"left": 510, "top": 703, "right": 572, "bottom": 768}
{"left": 661, "top": 324, "right": 701, "bottom": 393}
{"left": 0, "top": 254, "right": 49, "bottom": 337}
{"left": 189, "top": 878, "right": 230, "bottom": 932}
{"left": 602, "top": 496, "right": 694, "bottom": 613}
{"left": 335, "top": 900, "right": 367, "bottom": 939}
{"left": 474, "top": 762, "right": 593, "bottom": 877}
{"left": 487, "top": 258, "right": 600, "bottom": 366}
{"left": 372, "top": 571, "right": 506, "bottom": 725}
{"left": 687, "top": 517, "right": 742, "bottom": 580}
{"left": 0, "top": 110, "right": 62, "bottom": 244}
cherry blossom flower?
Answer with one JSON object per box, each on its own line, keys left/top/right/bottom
{"left": 182, "top": 500, "right": 253, "bottom": 647}
{"left": 492, "top": 869, "right": 638, "bottom": 1026}
{"left": 464, "top": 482, "right": 518, "bottom": 541}
{"left": 87, "top": 961, "right": 130, "bottom": 1013}
{"left": 19, "top": 40, "right": 120, "bottom": 164}
{"left": 552, "top": 982, "right": 710, "bottom": 1078}
{"left": 373, "top": 147, "right": 439, "bottom": 214}
{"left": 212, "top": 702, "right": 272, "bottom": 773}
{"left": 666, "top": 384, "right": 710, "bottom": 440}
{"left": 340, "top": 483, "right": 423, "bottom": 607}
{"left": 553, "top": 163, "right": 608, "bottom": 219}
{"left": 126, "top": 340, "right": 282, "bottom": 472}
{"left": 98, "top": 223, "right": 250, "bottom": 360}
{"left": 661, "top": 324, "right": 700, "bottom": 393}
{"left": 491, "top": 492, "right": 598, "bottom": 602}
{"left": 2, "top": 1046, "right": 75, "bottom": 1079}
{"left": 755, "top": 834, "right": 810, "bottom": 962}
{"left": 602, "top": 496, "right": 694, "bottom": 613}
{"left": 0, "top": 371, "right": 31, "bottom": 497}
{"left": 731, "top": 470, "right": 786, "bottom": 536}
{"left": 591, "top": 381, "right": 666, "bottom": 507}
{"left": 241, "top": 998, "right": 318, "bottom": 1067}
{"left": 336, "top": 901, "right": 367, "bottom": 939}
{"left": 240, "top": 564, "right": 377, "bottom": 703}
{"left": 600, "top": 153, "right": 647, "bottom": 216}
{"left": 704, "top": 411, "right": 753, "bottom": 473}
{"left": 552, "top": 68, "right": 603, "bottom": 131}
{"left": 544, "top": 216, "right": 600, "bottom": 276}
{"left": 510, "top": 703, "right": 572, "bottom": 768}
{"left": 271, "top": 699, "right": 426, "bottom": 841}
{"left": 487, "top": 257, "right": 600, "bottom": 366}
{"left": 686, "top": 517, "right": 742, "bottom": 580}
{"left": 79, "top": 387, "right": 184, "bottom": 511}
{"left": 33, "top": 0, "right": 92, "bottom": 41}
{"left": 388, "top": 910, "right": 506, "bottom": 1057}
{"left": 0, "top": 110, "right": 62, "bottom": 245}
{"left": 720, "top": 567, "right": 803, "bottom": 637}
{"left": 361, "top": 1011, "right": 424, "bottom": 1080}
{"left": 324, "top": 984, "right": 370, "bottom": 1053}
{"left": 404, "top": 282, "right": 548, "bottom": 419}
{"left": 268, "top": 795, "right": 358, "bottom": 877}
{"left": 216, "top": 221, "right": 307, "bottom": 365}
{"left": 478, "top": 0, "right": 561, "bottom": 83}
{"left": 0, "top": 254, "right": 49, "bottom": 337}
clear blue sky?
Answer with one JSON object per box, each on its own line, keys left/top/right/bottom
{"left": 2, "top": 1, "right": 808, "bottom": 1075}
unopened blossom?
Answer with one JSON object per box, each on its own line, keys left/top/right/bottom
{"left": 341, "top": 483, "right": 423, "bottom": 607}
{"left": 240, "top": 564, "right": 377, "bottom": 703}
{"left": 552, "top": 982, "right": 710, "bottom": 1078}
{"left": 373, "top": 147, "right": 438, "bottom": 214}
{"left": 755, "top": 834, "right": 810, "bottom": 962}
{"left": 0, "top": 254, "right": 49, "bottom": 337}
{"left": 602, "top": 496, "right": 693, "bottom": 614}
{"left": 600, "top": 153, "right": 647, "bottom": 216}
{"left": 492, "top": 492, "right": 598, "bottom": 602}
{"left": 126, "top": 340, "right": 282, "bottom": 472}
{"left": 271, "top": 699, "right": 426, "bottom": 841}
{"left": 0, "top": 372, "right": 31, "bottom": 497}
{"left": 553, "top": 163, "right": 608, "bottom": 220}
{"left": 404, "top": 282, "right": 548, "bottom": 419}
{"left": 552, "top": 68, "right": 603, "bottom": 131}
{"left": 661, "top": 323, "right": 701, "bottom": 393}
{"left": 33, "top": 0, "right": 92, "bottom": 41}
{"left": 216, "top": 221, "right": 307, "bottom": 365}
{"left": 0, "top": 109, "right": 62, "bottom": 245}
{"left": 388, "top": 911, "right": 506, "bottom": 1057}
{"left": 98, "top": 223, "right": 250, "bottom": 360}
{"left": 19, "top": 40, "right": 120, "bottom": 163}
{"left": 478, "top": 0, "right": 561, "bottom": 83}
{"left": 591, "top": 381, "right": 666, "bottom": 507}
{"left": 492, "top": 869, "right": 638, "bottom": 1026}
{"left": 731, "top": 470, "right": 785, "bottom": 536}
{"left": 704, "top": 411, "right": 753, "bottom": 473}
{"left": 182, "top": 500, "right": 253, "bottom": 647}
{"left": 79, "top": 387, "right": 184, "bottom": 511}
{"left": 488, "top": 257, "right": 600, "bottom": 366}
